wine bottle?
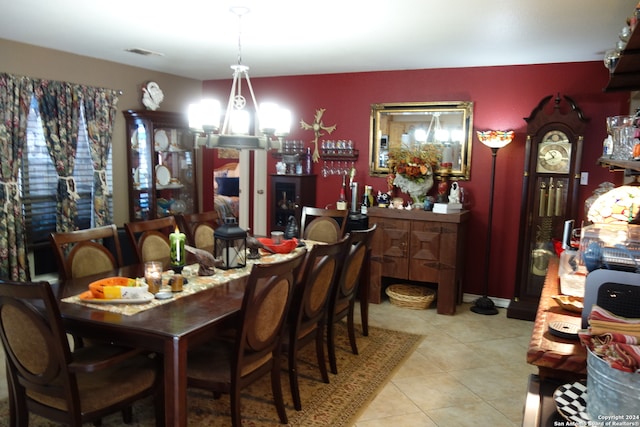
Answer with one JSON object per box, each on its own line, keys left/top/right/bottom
{"left": 337, "top": 175, "right": 347, "bottom": 210}
{"left": 361, "top": 186, "right": 371, "bottom": 214}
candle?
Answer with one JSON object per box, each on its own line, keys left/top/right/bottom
{"left": 170, "top": 226, "right": 186, "bottom": 266}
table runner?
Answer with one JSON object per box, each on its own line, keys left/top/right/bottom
{"left": 61, "top": 247, "right": 307, "bottom": 316}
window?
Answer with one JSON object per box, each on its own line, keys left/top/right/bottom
{"left": 20, "top": 96, "right": 113, "bottom": 245}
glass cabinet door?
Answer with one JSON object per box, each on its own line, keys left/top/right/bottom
{"left": 130, "top": 122, "right": 152, "bottom": 220}
{"left": 153, "top": 127, "right": 196, "bottom": 218}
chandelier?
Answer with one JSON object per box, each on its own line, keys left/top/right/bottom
{"left": 188, "top": 7, "right": 291, "bottom": 150}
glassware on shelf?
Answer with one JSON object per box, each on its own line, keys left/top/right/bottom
{"left": 604, "top": 49, "right": 620, "bottom": 72}
{"left": 606, "top": 115, "right": 637, "bottom": 160}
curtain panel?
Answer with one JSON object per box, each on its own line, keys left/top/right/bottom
{"left": 0, "top": 73, "right": 34, "bottom": 280}
{"left": 0, "top": 72, "right": 118, "bottom": 280}
{"left": 81, "top": 86, "right": 118, "bottom": 227}
{"left": 35, "top": 80, "right": 81, "bottom": 233}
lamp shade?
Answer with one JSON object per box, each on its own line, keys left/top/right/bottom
{"left": 188, "top": 99, "right": 221, "bottom": 132}
{"left": 477, "top": 130, "right": 514, "bottom": 148}
{"left": 587, "top": 185, "right": 640, "bottom": 224}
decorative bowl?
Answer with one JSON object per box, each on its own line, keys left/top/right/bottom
{"left": 551, "top": 295, "right": 584, "bottom": 313}
{"left": 257, "top": 237, "right": 298, "bottom": 254}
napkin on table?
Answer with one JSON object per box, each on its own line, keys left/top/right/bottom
{"left": 579, "top": 305, "right": 640, "bottom": 373}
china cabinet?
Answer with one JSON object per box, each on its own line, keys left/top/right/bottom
{"left": 367, "top": 207, "right": 469, "bottom": 315}
{"left": 124, "top": 110, "right": 198, "bottom": 222}
{"left": 270, "top": 174, "right": 317, "bottom": 233}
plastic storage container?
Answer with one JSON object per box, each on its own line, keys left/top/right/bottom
{"left": 579, "top": 223, "right": 640, "bottom": 272}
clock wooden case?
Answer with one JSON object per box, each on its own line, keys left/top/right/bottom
{"left": 508, "top": 94, "right": 588, "bottom": 321}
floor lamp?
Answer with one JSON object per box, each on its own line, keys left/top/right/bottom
{"left": 472, "top": 130, "right": 515, "bottom": 315}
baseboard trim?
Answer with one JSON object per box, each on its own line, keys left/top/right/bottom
{"left": 462, "top": 293, "right": 511, "bottom": 309}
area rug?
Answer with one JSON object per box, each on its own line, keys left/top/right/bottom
{"left": 0, "top": 322, "right": 423, "bottom": 426}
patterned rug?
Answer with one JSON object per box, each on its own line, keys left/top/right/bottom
{"left": 0, "top": 322, "right": 423, "bottom": 426}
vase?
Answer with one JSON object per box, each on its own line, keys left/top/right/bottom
{"left": 409, "top": 192, "right": 426, "bottom": 205}
{"left": 393, "top": 173, "right": 433, "bottom": 205}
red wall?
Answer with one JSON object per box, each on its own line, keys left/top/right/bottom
{"left": 201, "top": 62, "right": 630, "bottom": 300}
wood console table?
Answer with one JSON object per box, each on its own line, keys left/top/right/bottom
{"left": 523, "top": 258, "right": 587, "bottom": 427}
{"left": 367, "top": 207, "right": 469, "bottom": 315}
{"left": 526, "top": 257, "right": 586, "bottom": 381}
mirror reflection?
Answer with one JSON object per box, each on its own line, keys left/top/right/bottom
{"left": 369, "top": 101, "right": 474, "bottom": 180}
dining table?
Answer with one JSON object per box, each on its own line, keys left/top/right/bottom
{"left": 55, "top": 247, "right": 306, "bottom": 427}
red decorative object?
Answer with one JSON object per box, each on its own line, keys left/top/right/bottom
{"left": 257, "top": 237, "right": 299, "bottom": 254}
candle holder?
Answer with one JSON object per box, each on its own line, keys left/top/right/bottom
{"left": 214, "top": 217, "right": 247, "bottom": 269}
{"left": 144, "top": 261, "right": 163, "bottom": 294}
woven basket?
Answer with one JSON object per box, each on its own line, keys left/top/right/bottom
{"left": 385, "top": 284, "right": 435, "bottom": 310}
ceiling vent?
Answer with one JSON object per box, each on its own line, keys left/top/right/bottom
{"left": 125, "top": 48, "right": 164, "bottom": 57}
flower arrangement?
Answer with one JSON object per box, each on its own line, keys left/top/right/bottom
{"left": 387, "top": 144, "right": 440, "bottom": 203}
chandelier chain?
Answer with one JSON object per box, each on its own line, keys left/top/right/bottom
{"left": 236, "top": 10, "right": 244, "bottom": 66}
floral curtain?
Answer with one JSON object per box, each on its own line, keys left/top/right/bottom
{"left": 0, "top": 73, "right": 34, "bottom": 280}
{"left": 81, "top": 87, "right": 118, "bottom": 226}
{"left": 35, "top": 80, "right": 81, "bottom": 233}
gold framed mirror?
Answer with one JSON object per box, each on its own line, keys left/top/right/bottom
{"left": 369, "top": 101, "right": 474, "bottom": 180}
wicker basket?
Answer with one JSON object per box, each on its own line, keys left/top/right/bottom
{"left": 385, "top": 284, "right": 435, "bottom": 310}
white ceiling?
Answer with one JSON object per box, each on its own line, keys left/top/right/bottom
{"left": 0, "top": 0, "right": 633, "bottom": 80}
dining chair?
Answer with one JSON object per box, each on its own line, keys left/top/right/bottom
{"left": 124, "top": 216, "right": 177, "bottom": 264}
{"left": 186, "top": 251, "right": 305, "bottom": 427}
{"left": 283, "top": 236, "right": 349, "bottom": 410}
{"left": 177, "top": 210, "right": 220, "bottom": 249}
{"left": 50, "top": 224, "right": 123, "bottom": 281}
{"left": 327, "top": 224, "right": 377, "bottom": 375}
{"left": 0, "top": 279, "right": 164, "bottom": 427}
{"left": 300, "top": 206, "right": 348, "bottom": 243}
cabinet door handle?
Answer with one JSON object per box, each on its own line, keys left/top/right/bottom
{"left": 257, "top": 189, "right": 264, "bottom": 195}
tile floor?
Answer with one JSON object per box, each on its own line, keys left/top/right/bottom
{"left": 353, "top": 300, "right": 537, "bottom": 427}
{"left": 0, "top": 299, "right": 536, "bottom": 427}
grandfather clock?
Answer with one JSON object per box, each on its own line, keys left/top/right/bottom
{"left": 508, "top": 94, "right": 588, "bottom": 320}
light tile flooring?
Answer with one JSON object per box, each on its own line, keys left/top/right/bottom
{"left": 0, "top": 300, "right": 536, "bottom": 427}
{"left": 353, "top": 300, "right": 537, "bottom": 427}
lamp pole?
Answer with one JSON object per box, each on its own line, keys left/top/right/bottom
{"left": 471, "top": 146, "right": 500, "bottom": 315}
{"left": 472, "top": 130, "right": 514, "bottom": 315}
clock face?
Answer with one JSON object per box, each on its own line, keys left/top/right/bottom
{"left": 536, "top": 130, "right": 571, "bottom": 174}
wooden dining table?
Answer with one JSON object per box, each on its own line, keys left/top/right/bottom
{"left": 55, "top": 251, "right": 301, "bottom": 427}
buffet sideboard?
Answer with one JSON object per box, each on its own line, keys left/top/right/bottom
{"left": 367, "top": 207, "right": 469, "bottom": 315}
